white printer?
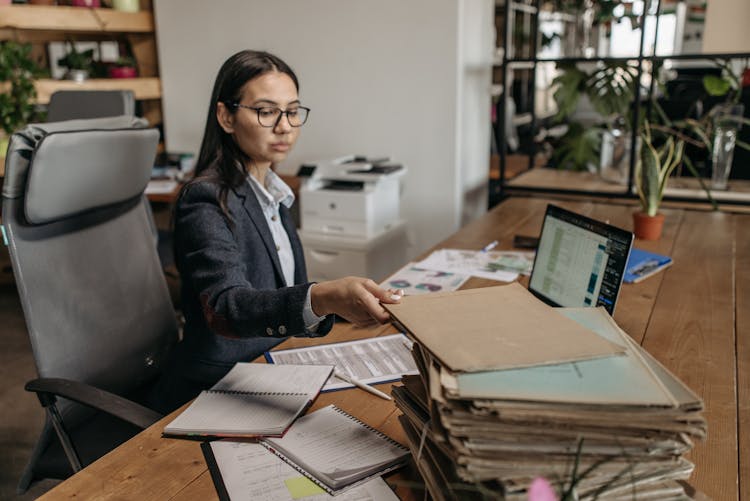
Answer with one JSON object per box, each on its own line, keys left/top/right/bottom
{"left": 297, "top": 155, "right": 408, "bottom": 282}
{"left": 299, "top": 155, "right": 405, "bottom": 238}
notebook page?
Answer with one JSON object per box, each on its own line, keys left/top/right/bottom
{"left": 264, "top": 405, "right": 409, "bottom": 486}
{"left": 211, "top": 363, "right": 334, "bottom": 398}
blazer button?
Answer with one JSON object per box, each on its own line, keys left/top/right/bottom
{"left": 278, "top": 325, "right": 287, "bottom": 335}
{"left": 266, "top": 327, "right": 274, "bottom": 336}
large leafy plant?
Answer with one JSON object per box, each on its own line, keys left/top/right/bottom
{"left": 0, "top": 41, "right": 43, "bottom": 137}
{"left": 550, "top": 62, "right": 638, "bottom": 170}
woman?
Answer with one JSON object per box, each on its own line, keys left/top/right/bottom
{"left": 152, "top": 50, "right": 401, "bottom": 413}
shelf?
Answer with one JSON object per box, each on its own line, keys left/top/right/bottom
{"left": 0, "top": 5, "right": 153, "bottom": 34}
{"left": 33, "top": 78, "right": 161, "bottom": 104}
{"left": 663, "top": 177, "right": 750, "bottom": 203}
{"left": 504, "top": 52, "right": 750, "bottom": 66}
{"left": 505, "top": 168, "right": 750, "bottom": 204}
{"left": 506, "top": 168, "right": 626, "bottom": 194}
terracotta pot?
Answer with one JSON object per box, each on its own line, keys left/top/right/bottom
{"left": 633, "top": 211, "right": 665, "bottom": 240}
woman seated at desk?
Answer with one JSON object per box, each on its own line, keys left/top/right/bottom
{"left": 152, "top": 50, "right": 402, "bottom": 413}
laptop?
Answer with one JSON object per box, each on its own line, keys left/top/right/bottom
{"left": 528, "top": 204, "right": 633, "bottom": 315}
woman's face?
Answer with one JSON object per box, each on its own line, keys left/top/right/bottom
{"left": 217, "top": 71, "right": 301, "bottom": 170}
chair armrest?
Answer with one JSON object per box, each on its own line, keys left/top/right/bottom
{"left": 25, "top": 377, "right": 163, "bottom": 429}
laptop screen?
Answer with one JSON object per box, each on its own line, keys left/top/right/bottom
{"left": 528, "top": 204, "right": 633, "bottom": 314}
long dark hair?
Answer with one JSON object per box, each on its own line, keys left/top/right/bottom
{"left": 189, "top": 50, "right": 299, "bottom": 218}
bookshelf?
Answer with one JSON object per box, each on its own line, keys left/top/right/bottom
{"left": 0, "top": 3, "right": 162, "bottom": 176}
{"left": 0, "top": 4, "right": 161, "bottom": 110}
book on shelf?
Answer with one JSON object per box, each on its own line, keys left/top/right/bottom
{"left": 261, "top": 404, "right": 410, "bottom": 495}
{"left": 163, "top": 363, "right": 333, "bottom": 438}
{"left": 624, "top": 248, "right": 673, "bottom": 283}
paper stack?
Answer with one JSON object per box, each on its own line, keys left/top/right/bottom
{"left": 385, "top": 284, "right": 705, "bottom": 500}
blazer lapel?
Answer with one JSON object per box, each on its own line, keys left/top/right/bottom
{"left": 234, "top": 182, "right": 285, "bottom": 285}
{"left": 281, "top": 205, "right": 307, "bottom": 284}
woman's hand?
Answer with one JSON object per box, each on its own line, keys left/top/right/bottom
{"left": 310, "top": 277, "right": 402, "bottom": 327}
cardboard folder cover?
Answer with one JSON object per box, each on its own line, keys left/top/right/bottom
{"left": 383, "top": 283, "right": 623, "bottom": 372}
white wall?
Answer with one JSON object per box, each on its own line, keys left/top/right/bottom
{"left": 153, "top": 0, "right": 493, "bottom": 257}
{"left": 703, "top": 0, "right": 750, "bottom": 53}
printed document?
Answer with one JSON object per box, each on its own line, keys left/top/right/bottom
{"left": 267, "top": 334, "right": 418, "bottom": 392}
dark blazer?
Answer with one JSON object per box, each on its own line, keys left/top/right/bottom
{"left": 152, "top": 177, "right": 333, "bottom": 412}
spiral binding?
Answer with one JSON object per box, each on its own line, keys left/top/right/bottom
{"left": 206, "top": 390, "right": 306, "bottom": 396}
{"left": 261, "top": 404, "right": 409, "bottom": 494}
{"left": 330, "top": 405, "right": 409, "bottom": 452}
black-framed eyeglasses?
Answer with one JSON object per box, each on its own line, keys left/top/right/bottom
{"left": 229, "top": 103, "right": 310, "bottom": 128}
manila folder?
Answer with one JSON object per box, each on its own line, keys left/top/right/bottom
{"left": 384, "top": 283, "right": 623, "bottom": 372}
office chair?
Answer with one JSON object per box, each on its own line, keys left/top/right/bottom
{"left": 45, "top": 89, "right": 178, "bottom": 290}
{"left": 46, "top": 90, "right": 136, "bottom": 122}
{"left": 1, "top": 116, "right": 178, "bottom": 493}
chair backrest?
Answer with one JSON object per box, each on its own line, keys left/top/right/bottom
{"left": 46, "top": 90, "right": 136, "bottom": 122}
{"left": 1, "top": 116, "right": 177, "bottom": 416}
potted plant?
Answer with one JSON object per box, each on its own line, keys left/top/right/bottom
{"left": 0, "top": 41, "right": 43, "bottom": 160}
{"left": 633, "top": 122, "right": 684, "bottom": 240}
{"left": 108, "top": 56, "right": 137, "bottom": 78}
{"left": 57, "top": 42, "right": 95, "bottom": 82}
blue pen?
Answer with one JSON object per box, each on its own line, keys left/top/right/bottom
{"left": 481, "top": 240, "right": 498, "bottom": 253}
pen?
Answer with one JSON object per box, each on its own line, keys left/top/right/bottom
{"left": 333, "top": 368, "right": 392, "bottom": 401}
{"left": 481, "top": 240, "right": 498, "bottom": 253}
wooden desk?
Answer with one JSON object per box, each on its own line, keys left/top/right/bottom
{"left": 39, "top": 197, "right": 748, "bottom": 500}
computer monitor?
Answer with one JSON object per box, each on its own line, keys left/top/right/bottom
{"left": 528, "top": 204, "right": 633, "bottom": 314}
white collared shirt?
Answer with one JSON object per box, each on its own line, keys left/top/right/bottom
{"left": 246, "top": 171, "right": 325, "bottom": 330}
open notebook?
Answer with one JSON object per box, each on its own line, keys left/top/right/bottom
{"left": 163, "top": 363, "right": 333, "bottom": 438}
{"left": 261, "top": 405, "right": 410, "bottom": 494}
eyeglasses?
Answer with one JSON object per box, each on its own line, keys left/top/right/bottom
{"left": 230, "top": 103, "right": 310, "bottom": 128}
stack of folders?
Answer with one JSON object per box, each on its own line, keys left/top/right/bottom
{"left": 384, "top": 283, "right": 706, "bottom": 501}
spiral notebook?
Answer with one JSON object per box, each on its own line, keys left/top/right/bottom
{"left": 261, "top": 405, "right": 410, "bottom": 494}
{"left": 163, "top": 363, "right": 334, "bottom": 438}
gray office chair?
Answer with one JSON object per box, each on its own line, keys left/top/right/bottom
{"left": 45, "top": 89, "right": 177, "bottom": 291}
{"left": 46, "top": 90, "right": 136, "bottom": 122}
{"left": 1, "top": 116, "right": 178, "bottom": 493}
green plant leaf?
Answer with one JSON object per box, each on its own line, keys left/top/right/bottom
{"left": 0, "top": 41, "right": 43, "bottom": 136}
{"left": 552, "top": 65, "right": 587, "bottom": 121}
{"left": 586, "top": 63, "right": 637, "bottom": 119}
{"left": 703, "top": 75, "right": 731, "bottom": 97}
{"left": 551, "top": 123, "right": 602, "bottom": 171}
{"left": 638, "top": 137, "right": 661, "bottom": 216}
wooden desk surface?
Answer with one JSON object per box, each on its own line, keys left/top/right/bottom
{"left": 39, "top": 197, "right": 748, "bottom": 501}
